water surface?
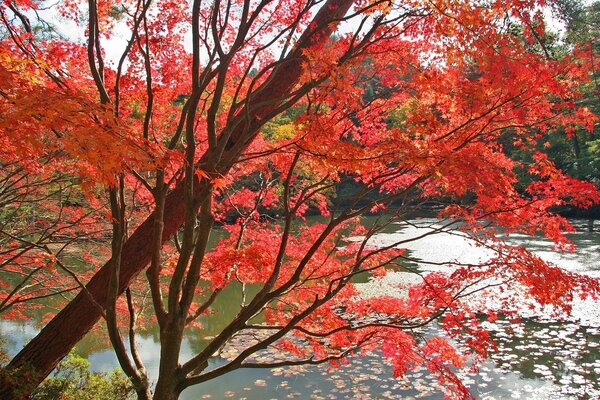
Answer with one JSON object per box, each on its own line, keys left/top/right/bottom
{"left": 1, "top": 219, "right": 599, "bottom": 399}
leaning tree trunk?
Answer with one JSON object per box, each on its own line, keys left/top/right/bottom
{"left": 0, "top": 0, "right": 354, "bottom": 397}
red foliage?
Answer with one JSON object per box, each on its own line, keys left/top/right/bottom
{"left": 1, "top": 0, "right": 600, "bottom": 398}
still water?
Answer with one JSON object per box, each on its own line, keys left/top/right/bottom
{"left": 1, "top": 219, "right": 599, "bottom": 399}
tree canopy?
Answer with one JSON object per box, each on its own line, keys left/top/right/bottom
{"left": 1, "top": 0, "right": 599, "bottom": 399}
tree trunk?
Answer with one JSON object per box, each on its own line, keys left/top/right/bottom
{"left": 136, "top": 385, "right": 153, "bottom": 400}
{"left": 0, "top": 0, "right": 354, "bottom": 397}
{"left": 152, "top": 385, "right": 180, "bottom": 400}
{"left": 152, "top": 323, "right": 185, "bottom": 400}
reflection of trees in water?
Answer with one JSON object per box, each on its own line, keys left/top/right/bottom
{"left": 487, "top": 318, "right": 600, "bottom": 398}
{"left": 3, "top": 219, "right": 598, "bottom": 399}
{"left": 185, "top": 282, "right": 264, "bottom": 355}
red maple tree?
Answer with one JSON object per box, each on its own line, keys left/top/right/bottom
{"left": 1, "top": 0, "right": 599, "bottom": 399}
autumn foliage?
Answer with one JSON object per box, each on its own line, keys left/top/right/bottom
{"left": 1, "top": 0, "right": 599, "bottom": 398}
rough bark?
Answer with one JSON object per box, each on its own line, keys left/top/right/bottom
{"left": 0, "top": 0, "right": 354, "bottom": 397}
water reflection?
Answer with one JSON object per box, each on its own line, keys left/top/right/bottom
{"left": 1, "top": 218, "right": 598, "bottom": 399}
{"left": 178, "top": 316, "right": 600, "bottom": 399}
{"left": 484, "top": 319, "right": 600, "bottom": 399}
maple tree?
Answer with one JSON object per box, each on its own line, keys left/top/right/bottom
{"left": 504, "top": 0, "right": 600, "bottom": 220}
{"left": 1, "top": 0, "right": 600, "bottom": 399}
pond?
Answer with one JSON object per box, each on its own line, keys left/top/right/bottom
{"left": 1, "top": 218, "right": 599, "bottom": 399}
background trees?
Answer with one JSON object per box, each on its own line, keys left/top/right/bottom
{"left": 1, "top": 0, "right": 599, "bottom": 399}
{"left": 505, "top": 0, "right": 600, "bottom": 221}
